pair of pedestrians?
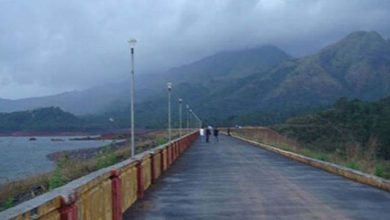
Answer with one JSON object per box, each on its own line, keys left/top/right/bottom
{"left": 200, "top": 126, "right": 219, "bottom": 143}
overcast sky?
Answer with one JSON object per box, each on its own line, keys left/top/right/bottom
{"left": 1, "top": 0, "right": 389, "bottom": 99}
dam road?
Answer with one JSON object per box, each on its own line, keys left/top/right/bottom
{"left": 125, "top": 135, "right": 390, "bottom": 220}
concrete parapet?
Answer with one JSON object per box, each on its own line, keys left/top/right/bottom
{"left": 0, "top": 131, "right": 199, "bottom": 220}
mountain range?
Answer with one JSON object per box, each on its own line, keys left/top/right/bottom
{"left": 1, "top": 31, "right": 389, "bottom": 128}
{"left": 136, "top": 31, "right": 390, "bottom": 127}
{"left": 207, "top": 31, "right": 390, "bottom": 116}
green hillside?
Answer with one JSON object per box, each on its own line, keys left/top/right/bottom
{"left": 206, "top": 31, "right": 390, "bottom": 117}
{"left": 275, "top": 97, "right": 390, "bottom": 160}
{"left": 0, "top": 107, "right": 100, "bottom": 132}
{"left": 103, "top": 45, "right": 291, "bottom": 128}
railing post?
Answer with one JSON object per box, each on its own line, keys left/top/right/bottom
{"left": 185, "top": 137, "right": 189, "bottom": 149}
{"left": 177, "top": 141, "right": 179, "bottom": 156}
{"left": 136, "top": 160, "right": 144, "bottom": 199}
{"left": 171, "top": 143, "right": 175, "bottom": 162}
{"left": 150, "top": 153, "right": 157, "bottom": 184}
{"left": 167, "top": 145, "right": 172, "bottom": 165}
{"left": 176, "top": 141, "right": 179, "bottom": 156}
{"left": 172, "top": 142, "right": 175, "bottom": 161}
{"left": 161, "top": 150, "right": 165, "bottom": 172}
{"left": 60, "top": 194, "right": 77, "bottom": 220}
{"left": 175, "top": 142, "right": 177, "bottom": 158}
{"left": 173, "top": 141, "right": 177, "bottom": 161}
{"left": 110, "top": 170, "right": 122, "bottom": 220}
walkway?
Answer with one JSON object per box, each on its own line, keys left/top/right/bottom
{"left": 124, "top": 135, "right": 390, "bottom": 219}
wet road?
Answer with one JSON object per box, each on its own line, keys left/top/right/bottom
{"left": 124, "top": 135, "right": 390, "bottom": 220}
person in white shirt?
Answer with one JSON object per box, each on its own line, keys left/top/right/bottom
{"left": 200, "top": 128, "right": 205, "bottom": 142}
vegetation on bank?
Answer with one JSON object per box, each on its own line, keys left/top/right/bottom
{"left": 276, "top": 97, "right": 390, "bottom": 160}
{"left": 0, "top": 107, "right": 93, "bottom": 132}
{"left": 0, "top": 130, "right": 181, "bottom": 211}
{"left": 0, "top": 106, "right": 141, "bottom": 132}
{"left": 231, "top": 97, "right": 390, "bottom": 179}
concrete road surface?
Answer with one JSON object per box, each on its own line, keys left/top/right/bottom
{"left": 124, "top": 135, "right": 390, "bottom": 220}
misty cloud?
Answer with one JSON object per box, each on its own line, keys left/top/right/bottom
{"left": 0, "top": 0, "right": 389, "bottom": 98}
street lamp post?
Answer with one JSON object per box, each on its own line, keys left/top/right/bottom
{"left": 189, "top": 109, "right": 193, "bottom": 130}
{"left": 167, "top": 82, "right": 172, "bottom": 142}
{"left": 186, "top": 104, "right": 190, "bottom": 133}
{"left": 128, "top": 38, "right": 137, "bottom": 157}
{"left": 179, "top": 98, "right": 183, "bottom": 137}
{"left": 191, "top": 111, "right": 201, "bottom": 128}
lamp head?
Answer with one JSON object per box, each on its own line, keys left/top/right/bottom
{"left": 128, "top": 38, "right": 137, "bottom": 48}
{"left": 167, "top": 82, "right": 172, "bottom": 91}
{"left": 178, "top": 98, "right": 182, "bottom": 103}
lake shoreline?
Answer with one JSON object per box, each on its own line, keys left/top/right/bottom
{"left": 0, "top": 128, "right": 153, "bottom": 137}
{"left": 46, "top": 140, "right": 127, "bottom": 162}
{"left": 0, "top": 131, "right": 102, "bottom": 137}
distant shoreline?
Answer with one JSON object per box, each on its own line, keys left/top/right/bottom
{"left": 0, "top": 132, "right": 99, "bottom": 137}
{"left": 46, "top": 139, "right": 127, "bottom": 162}
{"left": 0, "top": 129, "right": 152, "bottom": 137}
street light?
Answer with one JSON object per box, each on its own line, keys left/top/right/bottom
{"left": 167, "top": 82, "right": 172, "bottom": 142}
{"left": 191, "top": 111, "right": 202, "bottom": 128}
{"left": 178, "top": 98, "right": 183, "bottom": 137}
{"left": 189, "top": 109, "right": 193, "bottom": 130}
{"left": 128, "top": 38, "right": 137, "bottom": 157}
{"left": 186, "top": 104, "right": 190, "bottom": 133}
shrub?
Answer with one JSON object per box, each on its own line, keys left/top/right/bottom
{"left": 346, "top": 161, "right": 360, "bottom": 170}
{"left": 96, "top": 149, "right": 118, "bottom": 170}
{"left": 375, "top": 164, "right": 390, "bottom": 179}
{"left": 375, "top": 165, "right": 385, "bottom": 177}
{"left": 316, "top": 154, "right": 329, "bottom": 162}
{"left": 0, "top": 197, "right": 15, "bottom": 211}
{"left": 48, "top": 167, "right": 64, "bottom": 190}
{"left": 155, "top": 138, "right": 168, "bottom": 146}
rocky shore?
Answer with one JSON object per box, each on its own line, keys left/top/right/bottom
{"left": 46, "top": 140, "right": 127, "bottom": 162}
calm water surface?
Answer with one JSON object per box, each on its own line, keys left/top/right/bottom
{"left": 0, "top": 136, "right": 111, "bottom": 184}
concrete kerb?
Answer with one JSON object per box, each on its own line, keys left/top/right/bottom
{"left": 229, "top": 134, "right": 390, "bottom": 192}
{"left": 0, "top": 131, "right": 199, "bottom": 219}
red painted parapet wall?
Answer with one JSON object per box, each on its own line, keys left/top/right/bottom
{"left": 0, "top": 131, "right": 199, "bottom": 220}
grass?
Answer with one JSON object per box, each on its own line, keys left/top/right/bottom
{"left": 315, "top": 154, "right": 329, "bottom": 162}
{"left": 0, "top": 174, "right": 51, "bottom": 211}
{"left": 0, "top": 129, "right": 186, "bottom": 211}
{"left": 96, "top": 147, "right": 119, "bottom": 170}
{"left": 3, "top": 197, "right": 14, "bottom": 209}
{"left": 155, "top": 137, "right": 168, "bottom": 146}
{"left": 48, "top": 167, "right": 65, "bottom": 190}
{"left": 345, "top": 161, "right": 361, "bottom": 170}
{"left": 375, "top": 163, "right": 390, "bottom": 179}
{"left": 231, "top": 127, "right": 390, "bottom": 179}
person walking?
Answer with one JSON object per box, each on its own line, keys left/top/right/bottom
{"left": 200, "top": 127, "right": 205, "bottom": 142}
{"left": 205, "top": 127, "right": 211, "bottom": 143}
{"left": 213, "top": 127, "right": 219, "bottom": 142}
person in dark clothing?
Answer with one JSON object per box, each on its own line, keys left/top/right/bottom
{"left": 205, "top": 127, "right": 211, "bottom": 143}
{"left": 213, "top": 127, "right": 219, "bottom": 142}
{"left": 227, "top": 128, "right": 231, "bottom": 136}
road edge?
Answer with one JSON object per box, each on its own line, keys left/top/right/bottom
{"left": 228, "top": 134, "right": 390, "bottom": 192}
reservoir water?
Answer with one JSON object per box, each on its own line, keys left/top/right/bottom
{"left": 0, "top": 136, "right": 111, "bottom": 184}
